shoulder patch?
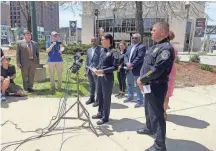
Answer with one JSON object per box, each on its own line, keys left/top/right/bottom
{"left": 161, "top": 50, "right": 170, "bottom": 60}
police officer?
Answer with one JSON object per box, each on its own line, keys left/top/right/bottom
{"left": 92, "top": 34, "right": 119, "bottom": 125}
{"left": 136, "top": 22, "right": 175, "bottom": 151}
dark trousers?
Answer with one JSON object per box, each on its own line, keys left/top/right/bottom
{"left": 144, "top": 83, "right": 168, "bottom": 150}
{"left": 21, "top": 59, "right": 36, "bottom": 90}
{"left": 117, "top": 70, "right": 126, "bottom": 92}
{"left": 87, "top": 71, "right": 97, "bottom": 101}
{"left": 97, "top": 74, "right": 114, "bottom": 121}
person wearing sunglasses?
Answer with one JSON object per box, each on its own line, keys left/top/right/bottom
{"left": 124, "top": 33, "right": 146, "bottom": 108}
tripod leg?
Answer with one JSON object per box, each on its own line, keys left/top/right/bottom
{"left": 48, "top": 100, "right": 78, "bottom": 131}
{"left": 78, "top": 101, "right": 99, "bottom": 136}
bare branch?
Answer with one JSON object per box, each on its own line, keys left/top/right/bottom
{"left": 18, "top": 2, "right": 28, "bottom": 20}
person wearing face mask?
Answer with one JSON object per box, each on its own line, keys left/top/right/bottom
{"left": 46, "top": 31, "right": 63, "bottom": 93}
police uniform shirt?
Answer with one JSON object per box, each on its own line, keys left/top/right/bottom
{"left": 97, "top": 47, "right": 120, "bottom": 73}
{"left": 140, "top": 38, "right": 175, "bottom": 84}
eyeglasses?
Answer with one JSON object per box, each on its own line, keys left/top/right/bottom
{"left": 132, "top": 37, "right": 138, "bottom": 39}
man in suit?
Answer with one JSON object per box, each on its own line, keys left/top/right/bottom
{"left": 16, "top": 30, "right": 39, "bottom": 92}
{"left": 124, "top": 33, "right": 146, "bottom": 108}
{"left": 85, "top": 37, "right": 101, "bottom": 107}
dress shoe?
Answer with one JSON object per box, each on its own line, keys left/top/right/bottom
{"left": 92, "top": 113, "right": 102, "bottom": 119}
{"left": 145, "top": 146, "right": 167, "bottom": 151}
{"left": 86, "top": 98, "right": 94, "bottom": 105}
{"left": 115, "top": 93, "right": 121, "bottom": 97}
{"left": 137, "top": 128, "right": 153, "bottom": 135}
{"left": 92, "top": 101, "right": 99, "bottom": 107}
{"left": 28, "top": 88, "right": 34, "bottom": 92}
{"left": 96, "top": 119, "right": 108, "bottom": 125}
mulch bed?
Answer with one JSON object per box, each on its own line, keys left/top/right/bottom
{"left": 175, "top": 62, "right": 216, "bottom": 87}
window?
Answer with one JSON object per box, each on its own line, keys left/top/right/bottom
{"left": 122, "top": 19, "right": 126, "bottom": 32}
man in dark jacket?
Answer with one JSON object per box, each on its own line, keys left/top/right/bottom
{"left": 124, "top": 33, "right": 146, "bottom": 108}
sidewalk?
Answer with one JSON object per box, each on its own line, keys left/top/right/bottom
{"left": 1, "top": 85, "right": 216, "bottom": 151}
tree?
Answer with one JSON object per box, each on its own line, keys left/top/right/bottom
{"left": 17, "top": 2, "right": 31, "bottom": 32}
{"left": 135, "top": 1, "right": 144, "bottom": 43}
{"left": 58, "top": 1, "right": 211, "bottom": 47}
{"left": 16, "top": 1, "right": 59, "bottom": 32}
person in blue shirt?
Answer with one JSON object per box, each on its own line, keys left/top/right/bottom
{"left": 46, "top": 31, "right": 63, "bottom": 92}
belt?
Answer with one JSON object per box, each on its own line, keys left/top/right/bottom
{"left": 149, "top": 80, "right": 168, "bottom": 84}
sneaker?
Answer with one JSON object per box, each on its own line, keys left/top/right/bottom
{"left": 1, "top": 94, "right": 7, "bottom": 102}
{"left": 123, "top": 98, "right": 133, "bottom": 103}
{"left": 134, "top": 103, "right": 144, "bottom": 108}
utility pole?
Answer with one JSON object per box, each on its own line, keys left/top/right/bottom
{"left": 30, "top": 1, "right": 38, "bottom": 42}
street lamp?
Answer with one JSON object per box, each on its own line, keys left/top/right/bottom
{"left": 184, "top": 1, "right": 191, "bottom": 52}
{"left": 112, "top": 8, "right": 117, "bottom": 48}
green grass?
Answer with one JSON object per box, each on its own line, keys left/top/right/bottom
{"left": 9, "top": 53, "right": 119, "bottom": 98}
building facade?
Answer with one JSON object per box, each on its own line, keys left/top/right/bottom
{"left": 1, "top": 1, "right": 11, "bottom": 44}
{"left": 82, "top": 2, "right": 205, "bottom": 52}
{"left": 59, "top": 27, "right": 82, "bottom": 44}
{"left": 9, "top": 1, "right": 59, "bottom": 41}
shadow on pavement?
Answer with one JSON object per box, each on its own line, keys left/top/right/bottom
{"left": 99, "top": 118, "right": 143, "bottom": 136}
{"left": 167, "top": 114, "right": 210, "bottom": 129}
{"left": 1, "top": 96, "right": 28, "bottom": 108}
{"left": 111, "top": 103, "right": 128, "bottom": 109}
{"left": 166, "top": 138, "right": 212, "bottom": 151}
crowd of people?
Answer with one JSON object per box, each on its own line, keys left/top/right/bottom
{"left": 85, "top": 21, "right": 177, "bottom": 151}
{"left": 1, "top": 21, "right": 177, "bottom": 151}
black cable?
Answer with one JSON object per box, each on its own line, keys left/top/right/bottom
{"left": 1, "top": 61, "right": 75, "bottom": 151}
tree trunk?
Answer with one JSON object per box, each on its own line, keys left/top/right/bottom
{"left": 135, "top": 1, "right": 144, "bottom": 43}
{"left": 27, "top": 16, "right": 32, "bottom": 32}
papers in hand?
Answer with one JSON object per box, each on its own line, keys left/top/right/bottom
{"left": 60, "top": 47, "right": 64, "bottom": 52}
{"left": 87, "top": 67, "right": 104, "bottom": 77}
{"left": 143, "top": 85, "right": 151, "bottom": 94}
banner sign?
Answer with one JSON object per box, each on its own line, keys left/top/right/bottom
{"left": 69, "top": 21, "right": 77, "bottom": 36}
{"left": 194, "top": 18, "right": 206, "bottom": 37}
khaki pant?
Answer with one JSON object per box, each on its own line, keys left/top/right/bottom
{"left": 48, "top": 62, "right": 63, "bottom": 89}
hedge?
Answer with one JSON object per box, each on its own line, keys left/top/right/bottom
{"left": 8, "top": 40, "right": 92, "bottom": 55}
{"left": 63, "top": 44, "right": 92, "bottom": 54}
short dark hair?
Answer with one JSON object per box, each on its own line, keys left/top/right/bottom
{"left": 24, "top": 30, "right": 31, "bottom": 35}
{"left": 104, "top": 34, "right": 113, "bottom": 46}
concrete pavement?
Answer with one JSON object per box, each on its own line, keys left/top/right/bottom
{"left": 1, "top": 85, "right": 216, "bottom": 151}
{"left": 178, "top": 54, "right": 216, "bottom": 66}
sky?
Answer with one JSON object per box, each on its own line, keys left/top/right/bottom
{"left": 59, "top": 2, "right": 216, "bottom": 28}
{"left": 59, "top": 5, "right": 82, "bottom": 28}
